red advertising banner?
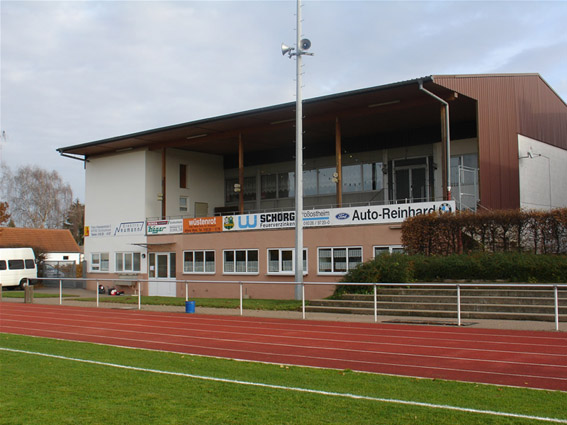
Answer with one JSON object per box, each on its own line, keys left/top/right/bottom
{"left": 183, "top": 216, "right": 223, "bottom": 233}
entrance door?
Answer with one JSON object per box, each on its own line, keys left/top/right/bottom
{"left": 393, "top": 160, "right": 428, "bottom": 203}
{"left": 148, "top": 252, "right": 177, "bottom": 297}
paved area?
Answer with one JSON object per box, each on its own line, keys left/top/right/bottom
{"left": 2, "top": 287, "right": 564, "bottom": 332}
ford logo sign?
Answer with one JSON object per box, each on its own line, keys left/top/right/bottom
{"left": 335, "top": 213, "right": 349, "bottom": 220}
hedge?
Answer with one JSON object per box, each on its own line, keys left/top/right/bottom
{"left": 335, "top": 252, "right": 567, "bottom": 295}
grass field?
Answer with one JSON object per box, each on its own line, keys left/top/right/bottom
{"left": 1, "top": 333, "right": 565, "bottom": 424}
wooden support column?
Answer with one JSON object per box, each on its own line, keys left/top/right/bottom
{"left": 161, "top": 148, "right": 167, "bottom": 219}
{"left": 238, "top": 133, "right": 244, "bottom": 215}
{"left": 335, "top": 117, "right": 342, "bottom": 207}
{"left": 440, "top": 106, "right": 448, "bottom": 201}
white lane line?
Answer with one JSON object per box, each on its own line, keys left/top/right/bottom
{"left": 1, "top": 347, "right": 566, "bottom": 424}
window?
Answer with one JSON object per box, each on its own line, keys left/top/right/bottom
{"left": 318, "top": 247, "right": 362, "bottom": 274}
{"left": 115, "top": 252, "right": 141, "bottom": 272}
{"left": 225, "top": 176, "right": 257, "bottom": 203}
{"left": 261, "top": 174, "right": 277, "bottom": 199}
{"left": 25, "top": 259, "right": 35, "bottom": 269}
{"left": 184, "top": 250, "right": 215, "bottom": 274}
{"left": 180, "top": 196, "right": 188, "bottom": 213}
{"left": 223, "top": 249, "right": 259, "bottom": 274}
{"left": 180, "top": 164, "right": 187, "bottom": 188}
{"left": 374, "top": 246, "right": 404, "bottom": 256}
{"left": 0, "top": 260, "right": 6, "bottom": 270}
{"left": 91, "top": 253, "right": 109, "bottom": 272}
{"left": 451, "top": 153, "right": 478, "bottom": 186}
{"left": 267, "top": 248, "right": 307, "bottom": 274}
{"left": 8, "top": 260, "right": 24, "bottom": 270}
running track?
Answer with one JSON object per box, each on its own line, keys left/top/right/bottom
{"left": 1, "top": 303, "right": 566, "bottom": 392}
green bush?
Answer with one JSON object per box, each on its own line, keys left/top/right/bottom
{"left": 336, "top": 252, "right": 567, "bottom": 295}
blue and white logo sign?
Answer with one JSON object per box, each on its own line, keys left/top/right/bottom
{"left": 335, "top": 212, "right": 350, "bottom": 220}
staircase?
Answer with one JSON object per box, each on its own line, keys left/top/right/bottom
{"left": 306, "top": 286, "right": 567, "bottom": 322}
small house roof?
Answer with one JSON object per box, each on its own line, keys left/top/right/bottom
{"left": 0, "top": 227, "right": 81, "bottom": 253}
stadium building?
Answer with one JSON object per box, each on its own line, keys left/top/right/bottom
{"left": 58, "top": 74, "right": 567, "bottom": 299}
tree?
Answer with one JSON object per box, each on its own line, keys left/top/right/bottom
{"left": 1, "top": 164, "right": 73, "bottom": 228}
{"left": 64, "top": 199, "right": 85, "bottom": 246}
{"left": 0, "top": 201, "right": 10, "bottom": 225}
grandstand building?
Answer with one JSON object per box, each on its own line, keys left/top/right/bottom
{"left": 58, "top": 74, "right": 567, "bottom": 299}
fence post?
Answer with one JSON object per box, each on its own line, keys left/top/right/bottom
{"left": 185, "top": 281, "right": 188, "bottom": 302}
{"left": 302, "top": 283, "right": 305, "bottom": 320}
{"left": 96, "top": 281, "right": 99, "bottom": 307}
{"left": 239, "top": 282, "right": 243, "bottom": 316}
{"left": 138, "top": 281, "right": 142, "bottom": 310}
{"left": 374, "top": 284, "right": 377, "bottom": 323}
{"left": 59, "top": 280, "right": 63, "bottom": 305}
{"left": 554, "top": 285, "right": 559, "bottom": 332}
{"left": 457, "top": 284, "right": 462, "bottom": 327}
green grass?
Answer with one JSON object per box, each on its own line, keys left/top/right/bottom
{"left": 1, "top": 291, "right": 72, "bottom": 299}
{"left": 79, "top": 295, "right": 305, "bottom": 311}
{"left": 1, "top": 333, "right": 565, "bottom": 424}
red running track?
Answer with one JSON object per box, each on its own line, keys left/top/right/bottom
{"left": 1, "top": 303, "right": 566, "bottom": 392}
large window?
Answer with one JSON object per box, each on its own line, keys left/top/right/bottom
{"left": 318, "top": 247, "right": 362, "bottom": 274}
{"left": 184, "top": 250, "right": 215, "bottom": 274}
{"left": 343, "top": 163, "right": 383, "bottom": 193}
{"left": 225, "top": 176, "right": 257, "bottom": 203}
{"left": 91, "top": 253, "right": 109, "bottom": 272}
{"left": 267, "top": 248, "right": 307, "bottom": 275}
{"left": 451, "top": 153, "right": 478, "bottom": 186}
{"left": 115, "top": 252, "right": 141, "bottom": 272}
{"left": 223, "top": 249, "right": 259, "bottom": 274}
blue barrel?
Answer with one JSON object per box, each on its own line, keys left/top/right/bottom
{"left": 185, "top": 300, "right": 196, "bottom": 313}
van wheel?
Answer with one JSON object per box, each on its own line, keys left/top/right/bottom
{"left": 18, "top": 279, "right": 28, "bottom": 290}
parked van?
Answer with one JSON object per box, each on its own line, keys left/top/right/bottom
{"left": 0, "top": 248, "right": 37, "bottom": 289}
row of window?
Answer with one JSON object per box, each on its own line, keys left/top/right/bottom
{"left": 0, "top": 259, "right": 35, "bottom": 271}
{"left": 226, "top": 163, "right": 384, "bottom": 203}
{"left": 90, "top": 246, "right": 402, "bottom": 275}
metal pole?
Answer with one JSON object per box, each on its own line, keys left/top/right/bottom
{"left": 554, "top": 285, "right": 559, "bottom": 331}
{"left": 59, "top": 280, "right": 63, "bottom": 305}
{"left": 457, "top": 284, "right": 462, "bottom": 326}
{"left": 374, "top": 284, "right": 378, "bottom": 323}
{"left": 185, "top": 281, "right": 188, "bottom": 302}
{"left": 138, "top": 281, "right": 141, "bottom": 310}
{"left": 240, "top": 282, "right": 243, "bottom": 316}
{"left": 96, "top": 281, "right": 99, "bottom": 308}
{"left": 294, "top": 0, "right": 304, "bottom": 301}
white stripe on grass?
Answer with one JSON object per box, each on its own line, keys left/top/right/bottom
{"left": 1, "top": 347, "right": 565, "bottom": 424}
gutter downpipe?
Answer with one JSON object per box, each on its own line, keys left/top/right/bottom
{"left": 419, "top": 80, "right": 451, "bottom": 201}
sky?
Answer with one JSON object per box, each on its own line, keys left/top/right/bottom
{"left": 1, "top": 0, "right": 566, "bottom": 202}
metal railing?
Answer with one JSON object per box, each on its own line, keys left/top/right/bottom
{"left": 14, "top": 278, "right": 567, "bottom": 331}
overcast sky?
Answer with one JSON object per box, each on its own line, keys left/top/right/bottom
{"left": 1, "top": 0, "right": 566, "bottom": 202}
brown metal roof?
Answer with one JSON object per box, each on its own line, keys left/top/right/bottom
{"left": 0, "top": 227, "right": 81, "bottom": 253}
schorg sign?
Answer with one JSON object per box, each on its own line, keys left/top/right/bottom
{"left": 222, "top": 201, "right": 455, "bottom": 232}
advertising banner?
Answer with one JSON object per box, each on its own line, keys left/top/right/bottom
{"left": 146, "top": 219, "right": 183, "bottom": 235}
{"left": 183, "top": 216, "right": 223, "bottom": 233}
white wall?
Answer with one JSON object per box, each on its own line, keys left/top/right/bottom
{"left": 518, "top": 135, "right": 567, "bottom": 210}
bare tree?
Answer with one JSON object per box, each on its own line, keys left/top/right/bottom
{"left": 1, "top": 164, "right": 73, "bottom": 228}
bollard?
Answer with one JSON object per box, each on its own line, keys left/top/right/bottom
{"left": 185, "top": 300, "right": 195, "bottom": 313}
{"left": 24, "top": 285, "right": 34, "bottom": 304}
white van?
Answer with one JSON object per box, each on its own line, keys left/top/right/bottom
{"left": 0, "top": 248, "right": 37, "bottom": 289}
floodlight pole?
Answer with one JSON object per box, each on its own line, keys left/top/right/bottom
{"left": 294, "top": 0, "right": 304, "bottom": 300}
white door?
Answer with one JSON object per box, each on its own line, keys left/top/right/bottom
{"left": 148, "top": 253, "right": 177, "bottom": 297}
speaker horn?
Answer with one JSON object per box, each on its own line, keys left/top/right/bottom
{"left": 300, "top": 38, "right": 311, "bottom": 50}
{"left": 281, "top": 43, "right": 294, "bottom": 56}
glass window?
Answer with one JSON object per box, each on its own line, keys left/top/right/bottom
{"left": 91, "top": 253, "right": 109, "bottom": 272}
{"left": 8, "top": 260, "right": 24, "bottom": 270}
{"left": 243, "top": 176, "right": 256, "bottom": 202}
{"left": 115, "top": 252, "right": 141, "bottom": 272}
{"left": 223, "top": 249, "right": 259, "bottom": 274}
{"left": 184, "top": 250, "right": 215, "bottom": 274}
{"left": 0, "top": 260, "right": 6, "bottom": 270}
{"left": 318, "top": 247, "right": 362, "bottom": 275}
{"left": 374, "top": 246, "right": 404, "bottom": 256}
{"left": 261, "top": 174, "right": 277, "bottom": 199}
{"left": 267, "top": 249, "right": 307, "bottom": 274}
{"left": 225, "top": 178, "right": 239, "bottom": 203}
{"left": 278, "top": 172, "right": 294, "bottom": 198}
{"left": 318, "top": 167, "right": 336, "bottom": 195}
{"left": 180, "top": 164, "right": 187, "bottom": 189}
{"left": 25, "top": 259, "right": 36, "bottom": 269}
{"left": 451, "top": 153, "right": 478, "bottom": 186}
{"left": 303, "top": 169, "right": 318, "bottom": 196}
{"left": 180, "top": 197, "right": 188, "bottom": 212}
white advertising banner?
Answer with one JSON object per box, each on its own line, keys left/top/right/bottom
{"left": 221, "top": 201, "right": 455, "bottom": 232}
{"left": 146, "top": 219, "right": 184, "bottom": 235}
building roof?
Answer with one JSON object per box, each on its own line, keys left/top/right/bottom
{"left": 0, "top": 228, "right": 81, "bottom": 253}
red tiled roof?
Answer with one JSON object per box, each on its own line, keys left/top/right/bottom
{"left": 0, "top": 227, "right": 80, "bottom": 253}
